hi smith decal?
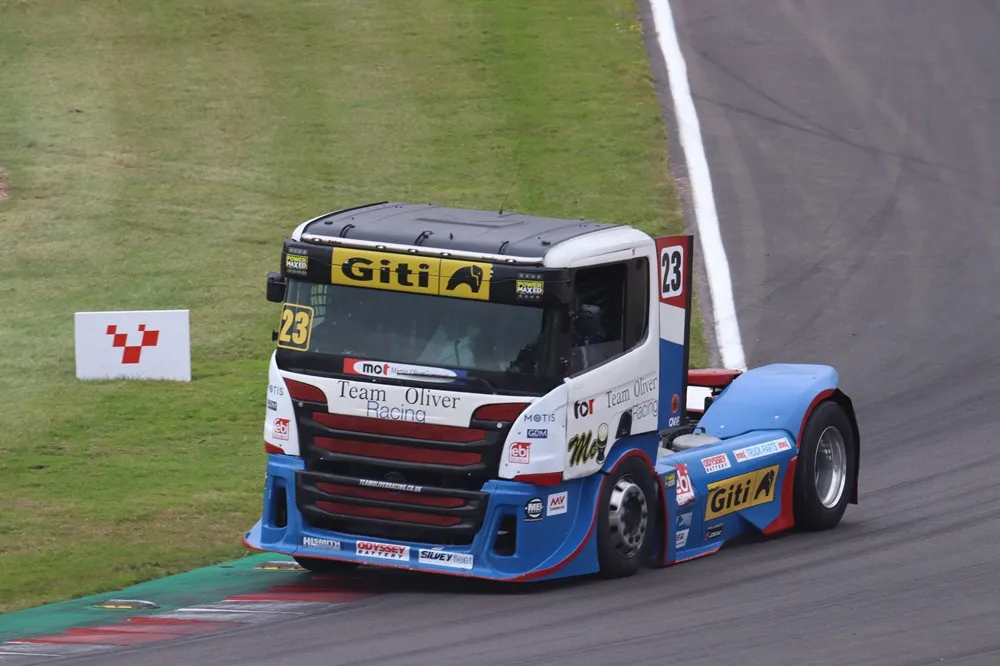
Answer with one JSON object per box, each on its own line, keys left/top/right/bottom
{"left": 331, "top": 248, "right": 491, "bottom": 301}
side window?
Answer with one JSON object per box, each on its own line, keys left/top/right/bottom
{"left": 569, "top": 258, "right": 650, "bottom": 374}
{"left": 625, "top": 258, "right": 649, "bottom": 349}
{"left": 570, "top": 263, "right": 626, "bottom": 372}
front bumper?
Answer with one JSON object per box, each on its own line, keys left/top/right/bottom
{"left": 244, "top": 454, "right": 605, "bottom": 582}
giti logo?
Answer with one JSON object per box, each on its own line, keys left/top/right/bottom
{"left": 704, "top": 464, "right": 780, "bottom": 520}
{"left": 331, "top": 248, "right": 491, "bottom": 300}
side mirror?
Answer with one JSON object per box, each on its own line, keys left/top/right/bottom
{"left": 266, "top": 272, "right": 286, "bottom": 303}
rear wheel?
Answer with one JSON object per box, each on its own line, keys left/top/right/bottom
{"left": 596, "top": 457, "right": 658, "bottom": 578}
{"left": 794, "top": 400, "right": 856, "bottom": 531}
{"left": 294, "top": 556, "right": 360, "bottom": 574}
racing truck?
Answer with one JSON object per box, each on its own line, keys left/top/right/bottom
{"left": 243, "top": 201, "right": 861, "bottom": 581}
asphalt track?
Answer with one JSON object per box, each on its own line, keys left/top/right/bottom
{"left": 62, "top": 2, "right": 1000, "bottom": 664}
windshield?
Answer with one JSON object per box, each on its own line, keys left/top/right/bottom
{"left": 276, "top": 280, "right": 562, "bottom": 392}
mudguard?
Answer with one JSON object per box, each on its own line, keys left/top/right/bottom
{"left": 696, "top": 364, "right": 839, "bottom": 441}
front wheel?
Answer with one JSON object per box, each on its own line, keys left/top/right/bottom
{"left": 596, "top": 457, "right": 658, "bottom": 578}
{"left": 294, "top": 556, "right": 360, "bottom": 574}
{"left": 794, "top": 400, "right": 857, "bottom": 531}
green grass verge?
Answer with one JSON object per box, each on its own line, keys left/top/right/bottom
{"left": 0, "top": 0, "right": 705, "bottom": 612}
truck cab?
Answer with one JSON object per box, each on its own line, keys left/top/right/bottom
{"left": 245, "top": 201, "right": 858, "bottom": 581}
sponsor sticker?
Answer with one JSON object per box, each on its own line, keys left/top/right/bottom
{"left": 285, "top": 253, "right": 309, "bottom": 275}
{"left": 676, "top": 463, "right": 696, "bottom": 506}
{"left": 509, "top": 442, "right": 530, "bottom": 465}
{"left": 331, "top": 248, "right": 491, "bottom": 301}
{"left": 572, "top": 398, "right": 596, "bottom": 419}
{"left": 273, "top": 417, "right": 290, "bottom": 441}
{"left": 358, "top": 478, "right": 423, "bottom": 493}
{"left": 268, "top": 384, "right": 284, "bottom": 396}
{"left": 676, "top": 529, "right": 689, "bottom": 548}
{"left": 546, "top": 491, "right": 568, "bottom": 517}
{"left": 525, "top": 498, "right": 543, "bottom": 521}
{"left": 267, "top": 399, "right": 277, "bottom": 411}
{"left": 526, "top": 428, "right": 548, "bottom": 439}
{"left": 701, "top": 452, "right": 732, "bottom": 474}
{"left": 705, "top": 523, "right": 724, "bottom": 540}
{"left": 677, "top": 512, "right": 692, "bottom": 528}
{"left": 417, "top": 549, "right": 474, "bottom": 570}
{"left": 334, "top": 379, "right": 462, "bottom": 425}
{"left": 515, "top": 279, "right": 544, "bottom": 300}
{"left": 523, "top": 413, "right": 556, "bottom": 423}
{"left": 342, "top": 357, "right": 466, "bottom": 381}
{"left": 733, "top": 437, "right": 793, "bottom": 463}
{"left": 356, "top": 540, "right": 410, "bottom": 561}
{"left": 664, "top": 470, "right": 677, "bottom": 488}
{"left": 567, "top": 422, "right": 609, "bottom": 467}
{"left": 302, "top": 536, "right": 342, "bottom": 551}
{"left": 704, "top": 464, "right": 780, "bottom": 520}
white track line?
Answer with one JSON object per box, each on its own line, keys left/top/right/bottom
{"left": 648, "top": 0, "right": 747, "bottom": 371}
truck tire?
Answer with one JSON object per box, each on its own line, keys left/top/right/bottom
{"left": 294, "top": 556, "right": 359, "bottom": 574}
{"left": 793, "top": 400, "right": 857, "bottom": 531}
{"left": 596, "top": 456, "right": 657, "bottom": 578}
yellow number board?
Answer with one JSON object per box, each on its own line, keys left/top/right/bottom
{"left": 704, "top": 464, "right": 780, "bottom": 520}
{"left": 277, "top": 304, "right": 313, "bottom": 351}
{"left": 330, "top": 248, "right": 491, "bottom": 301}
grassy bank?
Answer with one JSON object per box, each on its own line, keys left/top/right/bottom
{"left": 0, "top": 0, "right": 701, "bottom": 612}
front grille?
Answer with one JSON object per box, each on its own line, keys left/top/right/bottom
{"left": 293, "top": 402, "right": 514, "bottom": 545}
{"left": 296, "top": 472, "right": 489, "bottom": 546}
